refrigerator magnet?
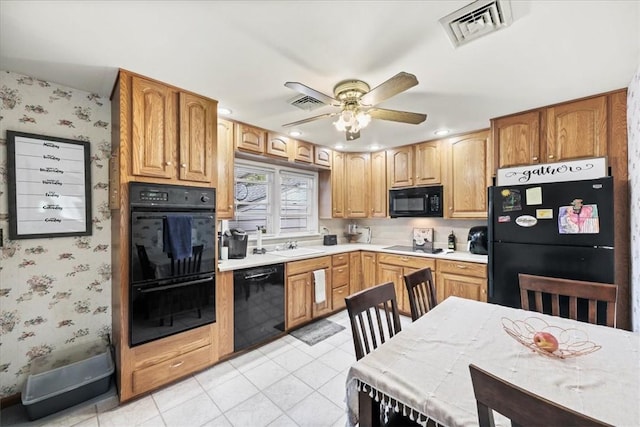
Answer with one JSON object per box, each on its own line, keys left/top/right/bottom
{"left": 536, "top": 209, "right": 553, "bottom": 219}
{"left": 558, "top": 202, "right": 600, "bottom": 234}
{"left": 498, "top": 215, "right": 511, "bottom": 223}
{"left": 515, "top": 215, "right": 537, "bottom": 227}
{"left": 501, "top": 189, "right": 522, "bottom": 212}
{"left": 525, "top": 187, "right": 543, "bottom": 205}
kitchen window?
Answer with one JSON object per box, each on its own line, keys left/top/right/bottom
{"left": 228, "top": 159, "right": 318, "bottom": 237}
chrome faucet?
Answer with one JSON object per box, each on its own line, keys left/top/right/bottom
{"left": 285, "top": 241, "right": 298, "bottom": 249}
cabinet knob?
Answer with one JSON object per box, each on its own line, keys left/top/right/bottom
{"left": 181, "top": 163, "right": 187, "bottom": 168}
{"left": 548, "top": 155, "right": 555, "bottom": 159}
{"left": 228, "top": 205, "right": 232, "bottom": 209}
{"left": 532, "top": 156, "right": 538, "bottom": 161}
{"left": 166, "top": 161, "right": 172, "bottom": 166}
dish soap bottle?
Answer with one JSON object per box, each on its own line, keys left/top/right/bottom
{"left": 448, "top": 230, "right": 456, "bottom": 251}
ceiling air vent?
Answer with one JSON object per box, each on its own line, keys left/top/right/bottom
{"left": 288, "top": 94, "right": 326, "bottom": 111}
{"left": 440, "top": 0, "right": 513, "bottom": 48}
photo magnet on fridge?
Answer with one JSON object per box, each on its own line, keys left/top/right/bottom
{"left": 501, "top": 189, "right": 522, "bottom": 212}
{"left": 558, "top": 199, "right": 600, "bottom": 234}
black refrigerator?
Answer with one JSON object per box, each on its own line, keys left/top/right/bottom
{"left": 488, "top": 177, "right": 614, "bottom": 309}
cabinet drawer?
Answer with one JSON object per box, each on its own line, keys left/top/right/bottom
{"left": 132, "top": 324, "right": 212, "bottom": 370}
{"left": 132, "top": 345, "right": 212, "bottom": 395}
{"left": 332, "top": 253, "right": 349, "bottom": 267}
{"left": 332, "top": 265, "right": 349, "bottom": 288}
{"left": 287, "top": 256, "right": 331, "bottom": 276}
{"left": 436, "top": 260, "right": 487, "bottom": 278}
{"left": 377, "top": 253, "right": 436, "bottom": 270}
{"left": 332, "top": 285, "right": 349, "bottom": 310}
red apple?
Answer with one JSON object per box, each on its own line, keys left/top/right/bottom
{"left": 533, "top": 331, "right": 559, "bottom": 353}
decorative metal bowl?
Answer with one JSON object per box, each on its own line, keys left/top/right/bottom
{"left": 502, "top": 317, "right": 601, "bottom": 359}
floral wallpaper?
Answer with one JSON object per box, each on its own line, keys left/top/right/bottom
{"left": 0, "top": 70, "right": 112, "bottom": 398}
{"left": 629, "top": 65, "right": 640, "bottom": 333}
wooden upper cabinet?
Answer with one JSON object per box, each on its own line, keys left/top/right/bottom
{"left": 545, "top": 96, "right": 607, "bottom": 162}
{"left": 345, "top": 153, "right": 370, "bottom": 218}
{"left": 331, "top": 151, "right": 346, "bottom": 218}
{"left": 266, "top": 133, "right": 291, "bottom": 159}
{"left": 235, "top": 123, "right": 266, "bottom": 154}
{"left": 131, "top": 75, "right": 176, "bottom": 179}
{"left": 217, "top": 119, "right": 235, "bottom": 219}
{"left": 491, "top": 111, "right": 541, "bottom": 170}
{"left": 293, "top": 140, "right": 313, "bottom": 163}
{"left": 444, "top": 129, "right": 490, "bottom": 219}
{"left": 370, "top": 150, "right": 387, "bottom": 218}
{"left": 387, "top": 146, "right": 413, "bottom": 188}
{"left": 314, "top": 146, "right": 332, "bottom": 168}
{"left": 179, "top": 92, "right": 216, "bottom": 183}
{"left": 414, "top": 140, "right": 442, "bottom": 186}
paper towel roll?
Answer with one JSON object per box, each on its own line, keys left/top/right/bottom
{"left": 313, "top": 269, "right": 326, "bottom": 304}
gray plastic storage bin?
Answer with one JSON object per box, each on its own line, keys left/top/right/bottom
{"left": 21, "top": 345, "right": 114, "bottom": 420}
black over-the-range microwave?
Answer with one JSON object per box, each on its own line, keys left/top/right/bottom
{"left": 389, "top": 185, "right": 443, "bottom": 218}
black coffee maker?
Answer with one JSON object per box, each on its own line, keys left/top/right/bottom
{"left": 223, "top": 228, "right": 248, "bottom": 259}
{"left": 467, "top": 226, "right": 488, "bottom": 255}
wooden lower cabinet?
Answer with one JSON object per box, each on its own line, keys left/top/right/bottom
{"left": 376, "top": 254, "right": 436, "bottom": 316}
{"left": 435, "top": 259, "right": 487, "bottom": 303}
{"left": 331, "top": 254, "right": 350, "bottom": 310}
{"left": 361, "top": 252, "right": 377, "bottom": 290}
{"left": 216, "top": 270, "right": 234, "bottom": 357}
{"left": 349, "top": 252, "right": 362, "bottom": 294}
{"left": 123, "top": 323, "right": 217, "bottom": 400}
{"left": 286, "top": 256, "right": 332, "bottom": 329}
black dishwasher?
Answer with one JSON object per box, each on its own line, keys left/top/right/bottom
{"left": 233, "top": 264, "right": 285, "bottom": 352}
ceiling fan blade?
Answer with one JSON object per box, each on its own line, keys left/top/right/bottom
{"left": 282, "top": 112, "right": 339, "bottom": 127}
{"left": 284, "top": 82, "right": 340, "bottom": 106}
{"left": 346, "top": 130, "right": 360, "bottom": 141}
{"left": 368, "top": 108, "right": 427, "bottom": 124}
{"left": 360, "top": 72, "right": 419, "bottom": 106}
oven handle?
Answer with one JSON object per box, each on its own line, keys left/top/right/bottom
{"left": 135, "top": 215, "right": 214, "bottom": 220}
{"left": 138, "top": 276, "right": 213, "bottom": 293}
{"left": 243, "top": 272, "right": 272, "bottom": 280}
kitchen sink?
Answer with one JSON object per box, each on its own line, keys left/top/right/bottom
{"left": 271, "top": 248, "right": 326, "bottom": 258}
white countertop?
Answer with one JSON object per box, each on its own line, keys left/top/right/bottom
{"left": 218, "top": 243, "right": 487, "bottom": 272}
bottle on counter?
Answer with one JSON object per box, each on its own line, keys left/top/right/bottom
{"left": 448, "top": 230, "right": 456, "bottom": 251}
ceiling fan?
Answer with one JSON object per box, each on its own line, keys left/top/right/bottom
{"left": 283, "top": 72, "right": 427, "bottom": 141}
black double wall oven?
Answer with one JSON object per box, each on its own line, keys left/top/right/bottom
{"left": 129, "top": 182, "right": 216, "bottom": 346}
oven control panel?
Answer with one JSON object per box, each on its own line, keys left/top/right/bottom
{"left": 129, "top": 182, "right": 216, "bottom": 209}
{"left": 139, "top": 190, "right": 169, "bottom": 202}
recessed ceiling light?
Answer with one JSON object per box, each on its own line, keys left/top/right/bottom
{"left": 288, "top": 130, "right": 302, "bottom": 137}
{"left": 370, "top": 144, "right": 381, "bottom": 151}
{"left": 335, "top": 143, "right": 345, "bottom": 150}
{"left": 218, "top": 107, "right": 232, "bottom": 115}
{"left": 434, "top": 129, "right": 450, "bottom": 136}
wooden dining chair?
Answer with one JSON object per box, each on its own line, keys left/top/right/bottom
{"left": 518, "top": 273, "right": 618, "bottom": 327}
{"left": 469, "top": 364, "right": 611, "bottom": 427}
{"left": 403, "top": 267, "right": 437, "bottom": 321}
{"left": 346, "top": 282, "right": 420, "bottom": 427}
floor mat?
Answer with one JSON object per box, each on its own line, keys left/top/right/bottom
{"left": 289, "top": 318, "right": 345, "bottom": 346}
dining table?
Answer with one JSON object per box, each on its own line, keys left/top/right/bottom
{"left": 346, "top": 296, "right": 639, "bottom": 427}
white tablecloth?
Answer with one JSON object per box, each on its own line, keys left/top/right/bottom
{"left": 346, "top": 296, "right": 640, "bottom": 427}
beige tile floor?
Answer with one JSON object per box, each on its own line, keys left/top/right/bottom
{"left": 2, "top": 310, "right": 412, "bottom": 427}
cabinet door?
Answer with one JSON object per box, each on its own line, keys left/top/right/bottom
{"left": 437, "top": 272, "right": 487, "bottom": 303}
{"left": 235, "top": 123, "right": 266, "bottom": 154}
{"left": 445, "top": 130, "right": 490, "bottom": 219}
{"left": 491, "top": 111, "right": 541, "bottom": 171}
{"left": 331, "top": 151, "right": 346, "bottom": 218}
{"left": 370, "top": 151, "right": 387, "bottom": 218}
{"left": 345, "top": 153, "right": 370, "bottom": 218}
{"left": 293, "top": 140, "right": 313, "bottom": 163}
{"left": 377, "top": 262, "right": 405, "bottom": 313}
{"left": 131, "top": 76, "right": 176, "bottom": 179}
{"left": 179, "top": 92, "right": 215, "bottom": 183}
{"left": 215, "top": 270, "right": 234, "bottom": 357}
{"left": 414, "top": 141, "right": 442, "bottom": 186}
{"left": 216, "top": 119, "right": 235, "bottom": 219}
{"left": 361, "top": 252, "right": 377, "bottom": 290}
{"left": 314, "top": 146, "right": 332, "bottom": 168}
{"left": 286, "top": 272, "right": 312, "bottom": 329}
{"left": 266, "top": 133, "right": 291, "bottom": 159}
{"left": 545, "top": 96, "right": 607, "bottom": 162}
{"left": 387, "top": 146, "right": 413, "bottom": 188}
{"left": 349, "top": 251, "right": 362, "bottom": 294}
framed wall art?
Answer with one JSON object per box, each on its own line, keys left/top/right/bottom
{"left": 7, "top": 130, "right": 92, "bottom": 239}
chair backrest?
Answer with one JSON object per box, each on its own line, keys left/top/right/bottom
{"left": 345, "top": 282, "right": 402, "bottom": 360}
{"left": 518, "top": 273, "right": 617, "bottom": 327}
{"left": 403, "top": 267, "right": 437, "bottom": 321}
{"left": 170, "top": 244, "right": 204, "bottom": 276}
{"left": 469, "top": 364, "right": 611, "bottom": 427}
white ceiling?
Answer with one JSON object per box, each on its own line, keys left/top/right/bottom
{"left": 1, "top": 1, "right": 638, "bottom": 152}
